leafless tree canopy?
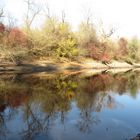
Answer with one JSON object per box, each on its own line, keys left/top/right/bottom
{"left": 43, "top": 4, "right": 51, "bottom": 19}
{"left": 6, "top": 14, "right": 17, "bottom": 29}
{"left": 99, "top": 21, "right": 116, "bottom": 40}
{"left": 24, "top": 0, "right": 41, "bottom": 29}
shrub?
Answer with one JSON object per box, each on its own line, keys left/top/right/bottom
{"left": 8, "top": 28, "right": 29, "bottom": 48}
{"left": 76, "top": 22, "right": 98, "bottom": 57}
{"left": 77, "top": 22, "right": 97, "bottom": 46}
{"left": 28, "top": 18, "right": 78, "bottom": 59}
{"left": 56, "top": 37, "right": 78, "bottom": 58}
{"left": 116, "top": 38, "right": 128, "bottom": 60}
{"left": 128, "top": 37, "right": 140, "bottom": 62}
{"left": 0, "top": 24, "right": 30, "bottom": 64}
{"left": 87, "top": 42, "right": 111, "bottom": 63}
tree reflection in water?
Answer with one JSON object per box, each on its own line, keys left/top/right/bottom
{"left": 0, "top": 71, "right": 140, "bottom": 139}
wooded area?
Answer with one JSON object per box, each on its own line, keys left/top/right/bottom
{"left": 0, "top": 0, "right": 140, "bottom": 66}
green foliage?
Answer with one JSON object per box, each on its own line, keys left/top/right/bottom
{"left": 27, "top": 18, "right": 78, "bottom": 59}
{"left": 56, "top": 37, "right": 78, "bottom": 58}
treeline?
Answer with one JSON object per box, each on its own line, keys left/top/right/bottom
{"left": 0, "top": 4, "right": 140, "bottom": 64}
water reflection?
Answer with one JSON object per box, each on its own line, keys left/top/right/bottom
{"left": 0, "top": 71, "right": 140, "bottom": 140}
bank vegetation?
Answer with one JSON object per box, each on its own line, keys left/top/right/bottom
{"left": 1, "top": 2, "right": 140, "bottom": 68}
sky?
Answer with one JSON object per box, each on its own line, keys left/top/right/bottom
{"left": 1, "top": 0, "right": 140, "bottom": 38}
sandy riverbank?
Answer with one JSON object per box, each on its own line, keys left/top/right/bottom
{"left": 0, "top": 59, "right": 140, "bottom": 73}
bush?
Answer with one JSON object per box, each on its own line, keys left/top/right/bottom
{"left": 87, "top": 41, "right": 112, "bottom": 63}
{"left": 77, "top": 22, "right": 97, "bottom": 47}
{"left": 115, "top": 37, "right": 128, "bottom": 60}
{"left": 76, "top": 22, "right": 98, "bottom": 57}
{"left": 56, "top": 37, "right": 78, "bottom": 58}
{"left": 28, "top": 18, "right": 78, "bottom": 59}
{"left": 0, "top": 24, "right": 30, "bottom": 64}
{"left": 8, "top": 28, "right": 29, "bottom": 48}
{"left": 128, "top": 37, "right": 140, "bottom": 62}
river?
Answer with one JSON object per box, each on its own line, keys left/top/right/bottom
{"left": 0, "top": 70, "right": 140, "bottom": 140}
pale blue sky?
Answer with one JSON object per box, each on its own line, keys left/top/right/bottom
{"left": 2, "top": 0, "right": 140, "bottom": 38}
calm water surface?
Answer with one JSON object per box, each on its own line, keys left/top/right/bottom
{"left": 0, "top": 71, "right": 140, "bottom": 140}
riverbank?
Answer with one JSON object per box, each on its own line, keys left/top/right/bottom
{"left": 0, "top": 59, "right": 140, "bottom": 73}
{"left": 1, "top": 59, "right": 140, "bottom": 73}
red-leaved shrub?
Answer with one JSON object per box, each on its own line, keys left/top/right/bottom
{"left": 8, "top": 28, "right": 28, "bottom": 47}
{"left": 88, "top": 42, "right": 110, "bottom": 62}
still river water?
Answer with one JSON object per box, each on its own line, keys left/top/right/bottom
{"left": 0, "top": 70, "right": 140, "bottom": 140}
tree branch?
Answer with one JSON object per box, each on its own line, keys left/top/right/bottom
{"left": 0, "top": 8, "right": 4, "bottom": 18}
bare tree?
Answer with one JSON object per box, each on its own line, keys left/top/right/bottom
{"left": 0, "top": 0, "right": 5, "bottom": 21}
{"left": 0, "top": 8, "right": 4, "bottom": 22}
{"left": 6, "top": 14, "right": 17, "bottom": 29}
{"left": 0, "top": 8, "right": 4, "bottom": 18}
{"left": 24, "top": 0, "right": 41, "bottom": 30}
{"left": 61, "top": 10, "right": 66, "bottom": 23}
{"left": 99, "top": 20, "right": 116, "bottom": 40}
{"left": 101, "top": 27, "right": 116, "bottom": 39}
{"left": 81, "top": 7, "right": 93, "bottom": 25}
{"left": 42, "top": 4, "right": 57, "bottom": 32}
{"left": 42, "top": 4, "right": 51, "bottom": 19}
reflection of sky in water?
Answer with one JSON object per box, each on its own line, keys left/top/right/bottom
{"left": 0, "top": 73, "right": 140, "bottom": 140}
{"left": 39, "top": 94, "right": 140, "bottom": 140}
{"left": 2, "top": 94, "right": 140, "bottom": 140}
